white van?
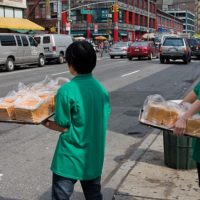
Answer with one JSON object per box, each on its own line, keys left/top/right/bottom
{"left": 34, "top": 34, "right": 73, "bottom": 64}
{"left": 0, "top": 33, "right": 45, "bottom": 72}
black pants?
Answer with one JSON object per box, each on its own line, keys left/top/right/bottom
{"left": 197, "top": 162, "right": 200, "bottom": 187}
{"left": 52, "top": 173, "right": 103, "bottom": 200}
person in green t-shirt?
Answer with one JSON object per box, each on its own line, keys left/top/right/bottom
{"left": 43, "top": 41, "right": 110, "bottom": 200}
{"left": 173, "top": 82, "right": 200, "bottom": 187}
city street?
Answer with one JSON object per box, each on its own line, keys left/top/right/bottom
{"left": 0, "top": 56, "right": 200, "bottom": 200}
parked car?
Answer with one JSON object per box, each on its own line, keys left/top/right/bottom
{"left": 186, "top": 38, "right": 200, "bottom": 55}
{"left": 186, "top": 38, "right": 200, "bottom": 59}
{"left": 109, "top": 41, "right": 131, "bottom": 59}
{"left": 127, "top": 41, "right": 159, "bottom": 60}
{"left": 160, "top": 37, "right": 191, "bottom": 64}
{"left": 34, "top": 34, "right": 73, "bottom": 64}
{"left": 0, "top": 33, "right": 45, "bottom": 72}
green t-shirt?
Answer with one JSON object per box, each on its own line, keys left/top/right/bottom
{"left": 51, "top": 74, "right": 110, "bottom": 180}
{"left": 192, "top": 82, "right": 200, "bottom": 163}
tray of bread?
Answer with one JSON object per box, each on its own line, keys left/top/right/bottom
{"left": 139, "top": 94, "right": 200, "bottom": 138}
{"left": 0, "top": 76, "right": 69, "bottom": 125}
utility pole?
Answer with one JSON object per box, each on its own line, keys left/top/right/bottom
{"left": 68, "top": 0, "right": 71, "bottom": 35}
{"left": 57, "top": 0, "right": 62, "bottom": 34}
{"left": 147, "top": 0, "right": 150, "bottom": 33}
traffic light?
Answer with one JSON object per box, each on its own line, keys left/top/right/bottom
{"left": 115, "top": 4, "right": 119, "bottom": 12}
{"left": 111, "top": 4, "right": 119, "bottom": 12}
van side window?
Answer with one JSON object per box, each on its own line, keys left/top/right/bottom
{"left": 34, "top": 37, "right": 41, "bottom": 44}
{"left": 16, "top": 35, "right": 22, "bottom": 46}
{"left": 28, "top": 36, "right": 36, "bottom": 46}
{"left": 0, "top": 35, "right": 16, "bottom": 46}
{"left": 21, "top": 36, "right": 29, "bottom": 46}
{"left": 43, "top": 36, "right": 50, "bottom": 44}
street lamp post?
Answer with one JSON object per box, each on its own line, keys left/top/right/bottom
{"left": 147, "top": 0, "right": 150, "bottom": 33}
{"left": 68, "top": 0, "right": 71, "bottom": 35}
{"left": 57, "top": 0, "right": 62, "bottom": 34}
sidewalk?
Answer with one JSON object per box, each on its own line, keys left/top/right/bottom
{"left": 113, "top": 130, "right": 200, "bottom": 200}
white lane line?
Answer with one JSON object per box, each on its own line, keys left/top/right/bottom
{"left": 121, "top": 70, "right": 140, "bottom": 77}
{"left": 51, "top": 71, "right": 70, "bottom": 76}
{"left": 0, "top": 173, "right": 3, "bottom": 181}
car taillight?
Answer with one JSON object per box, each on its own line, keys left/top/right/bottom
{"left": 159, "top": 47, "right": 162, "bottom": 53}
{"left": 183, "top": 47, "right": 188, "bottom": 54}
{"left": 196, "top": 45, "right": 200, "bottom": 50}
{"left": 122, "top": 48, "right": 127, "bottom": 51}
{"left": 52, "top": 46, "right": 56, "bottom": 51}
{"left": 141, "top": 47, "right": 148, "bottom": 52}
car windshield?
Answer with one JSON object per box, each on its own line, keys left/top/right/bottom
{"left": 163, "top": 38, "right": 184, "bottom": 46}
{"left": 113, "top": 42, "right": 128, "bottom": 47}
{"left": 131, "top": 42, "right": 148, "bottom": 47}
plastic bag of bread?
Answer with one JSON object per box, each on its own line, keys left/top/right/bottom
{"left": 35, "top": 89, "right": 55, "bottom": 112}
{"left": 142, "top": 94, "right": 182, "bottom": 128}
{"left": 186, "top": 114, "right": 200, "bottom": 137}
{"left": 55, "top": 77, "right": 70, "bottom": 86}
{"left": 0, "top": 91, "right": 19, "bottom": 120}
{"left": 14, "top": 94, "right": 51, "bottom": 123}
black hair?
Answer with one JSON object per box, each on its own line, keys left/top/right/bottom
{"left": 65, "top": 40, "right": 97, "bottom": 74}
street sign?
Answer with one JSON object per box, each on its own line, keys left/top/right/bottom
{"left": 81, "top": 9, "right": 95, "bottom": 15}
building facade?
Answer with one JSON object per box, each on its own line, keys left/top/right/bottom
{"left": 26, "top": 0, "right": 158, "bottom": 41}
{"left": 156, "top": 0, "right": 195, "bottom": 13}
{"left": 195, "top": 0, "right": 200, "bottom": 33}
{"left": 157, "top": 9, "right": 183, "bottom": 34}
{"left": 0, "top": 0, "right": 26, "bottom": 18}
{"left": 25, "top": 0, "right": 183, "bottom": 41}
{"left": 165, "top": 9, "right": 195, "bottom": 35}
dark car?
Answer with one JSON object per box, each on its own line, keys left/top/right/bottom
{"left": 127, "top": 41, "right": 159, "bottom": 60}
{"left": 187, "top": 38, "right": 200, "bottom": 56}
{"left": 187, "top": 38, "right": 200, "bottom": 59}
{"left": 160, "top": 37, "right": 191, "bottom": 64}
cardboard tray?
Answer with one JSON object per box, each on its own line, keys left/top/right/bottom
{"left": 138, "top": 109, "right": 200, "bottom": 138}
{"left": 138, "top": 109, "right": 173, "bottom": 132}
{"left": 0, "top": 112, "right": 55, "bottom": 125}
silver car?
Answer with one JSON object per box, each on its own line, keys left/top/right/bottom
{"left": 160, "top": 37, "right": 192, "bottom": 64}
{"left": 0, "top": 33, "right": 45, "bottom": 72}
{"left": 109, "top": 41, "right": 131, "bottom": 59}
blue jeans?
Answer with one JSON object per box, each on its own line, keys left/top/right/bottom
{"left": 52, "top": 173, "right": 103, "bottom": 200}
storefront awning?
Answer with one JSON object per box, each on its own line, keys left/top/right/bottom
{"left": 0, "top": 17, "right": 45, "bottom": 31}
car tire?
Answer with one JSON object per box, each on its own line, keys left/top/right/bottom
{"left": 128, "top": 57, "right": 133, "bottom": 61}
{"left": 166, "top": 58, "right": 170, "bottom": 63}
{"left": 5, "top": 57, "right": 15, "bottom": 71}
{"left": 160, "top": 56, "right": 165, "bottom": 64}
{"left": 38, "top": 55, "right": 45, "bottom": 67}
{"left": 148, "top": 53, "right": 153, "bottom": 60}
{"left": 183, "top": 57, "right": 188, "bottom": 64}
{"left": 58, "top": 54, "right": 64, "bottom": 64}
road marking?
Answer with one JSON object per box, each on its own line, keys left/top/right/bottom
{"left": 51, "top": 71, "right": 70, "bottom": 76}
{"left": 121, "top": 70, "right": 140, "bottom": 77}
{"left": 0, "top": 173, "right": 3, "bottom": 181}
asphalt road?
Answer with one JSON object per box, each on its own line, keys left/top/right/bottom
{"left": 0, "top": 56, "right": 200, "bottom": 200}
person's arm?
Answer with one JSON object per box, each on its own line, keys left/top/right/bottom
{"left": 181, "top": 90, "right": 197, "bottom": 104}
{"left": 173, "top": 99, "right": 200, "bottom": 135}
{"left": 42, "top": 119, "right": 68, "bottom": 132}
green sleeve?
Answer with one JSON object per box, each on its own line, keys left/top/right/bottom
{"left": 193, "top": 82, "right": 200, "bottom": 99}
{"left": 54, "top": 92, "right": 71, "bottom": 128}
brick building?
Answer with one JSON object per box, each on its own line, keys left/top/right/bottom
{"left": 25, "top": 0, "right": 183, "bottom": 41}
